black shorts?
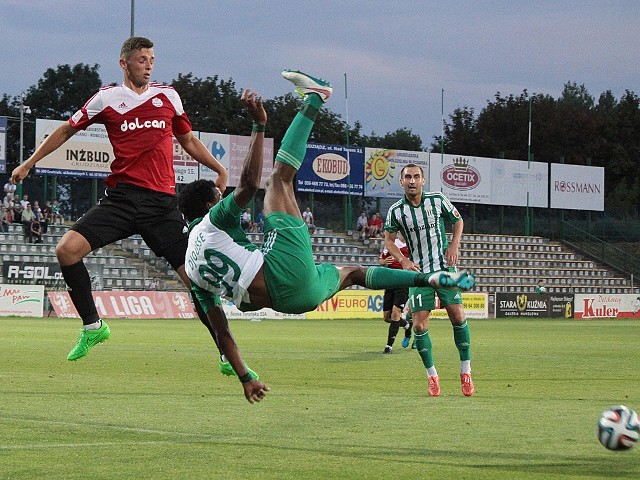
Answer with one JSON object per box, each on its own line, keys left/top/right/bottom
{"left": 383, "top": 287, "right": 409, "bottom": 312}
{"left": 71, "top": 183, "right": 188, "bottom": 270}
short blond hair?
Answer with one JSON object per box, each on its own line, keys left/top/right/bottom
{"left": 120, "top": 37, "right": 153, "bottom": 61}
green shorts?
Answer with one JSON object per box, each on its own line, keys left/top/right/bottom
{"left": 408, "top": 268, "right": 463, "bottom": 312}
{"left": 262, "top": 212, "right": 341, "bottom": 314}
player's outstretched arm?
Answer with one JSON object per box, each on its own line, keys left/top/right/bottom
{"left": 11, "top": 122, "right": 78, "bottom": 184}
{"left": 233, "top": 89, "right": 267, "bottom": 209}
{"left": 207, "top": 305, "right": 270, "bottom": 404}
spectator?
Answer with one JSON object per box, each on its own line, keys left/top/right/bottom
{"left": 368, "top": 212, "right": 383, "bottom": 238}
{"left": 51, "top": 199, "right": 63, "bottom": 224}
{"left": 254, "top": 210, "right": 264, "bottom": 233}
{"left": 240, "top": 207, "right": 252, "bottom": 231}
{"left": 41, "top": 200, "right": 52, "bottom": 233}
{"left": 12, "top": 194, "right": 23, "bottom": 223}
{"left": 32, "top": 200, "right": 42, "bottom": 221}
{"left": 0, "top": 205, "right": 10, "bottom": 232}
{"left": 21, "top": 203, "right": 34, "bottom": 241}
{"left": 534, "top": 279, "right": 547, "bottom": 293}
{"left": 148, "top": 276, "right": 161, "bottom": 290}
{"left": 3, "top": 193, "right": 14, "bottom": 220}
{"left": 356, "top": 211, "right": 368, "bottom": 239}
{"left": 302, "top": 206, "right": 315, "bottom": 235}
{"left": 30, "top": 218, "right": 43, "bottom": 244}
{"left": 20, "top": 194, "right": 29, "bottom": 210}
{"left": 4, "top": 180, "right": 16, "bottom": 197}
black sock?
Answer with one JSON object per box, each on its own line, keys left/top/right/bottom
{"left": 387, "top": 322, "right": 401, "bottom": 347}
{"left": 60, "top": 261, "right": 100, "bottom": 326}
{"left": 405, "top": 320, "right": 413, "bottom": 338}
{"left": 191, "top": 292, "right": 223, "bottom": 355}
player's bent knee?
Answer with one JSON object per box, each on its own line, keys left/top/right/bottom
{"left": 55, "top": 232, "right": 91, "bottom": 265}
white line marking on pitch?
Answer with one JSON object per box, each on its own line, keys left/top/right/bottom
{"left": 0, "top": 415, "right": 234, "bottom": 450}
{"left": 1, "top": 441, "right": 181, "bottom": 451}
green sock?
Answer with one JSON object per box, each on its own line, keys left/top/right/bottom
{"left": 414, "top": 329, "right": 435, "bottom": 369}
{"left": 365, "top": 266, "right": 424, "bottom": 289}
{"left": 274, "top": 93, "right": 323, "bottom": 170}
{"left": 453, "top": 320, "right": 471, "bottom": 361}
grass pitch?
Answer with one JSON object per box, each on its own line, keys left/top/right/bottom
{"left": 0, "top": 317, "right": 638, "bottom": 480}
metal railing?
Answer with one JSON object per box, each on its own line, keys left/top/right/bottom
{"left": 561, "top": 221, "right": 640, "bottom": 286}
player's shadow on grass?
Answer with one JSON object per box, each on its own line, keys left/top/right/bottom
{"left": 325, "top": 349, "right": 414, "bottom": 362}
{"left": 249, "top": 443, "right": 637, "bottom": 478}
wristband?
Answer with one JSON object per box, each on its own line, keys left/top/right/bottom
{"left": 252, "top": 122, "right": 266, "bottom": 133}
{"left": 239, "top": 372, "right": 253, "bottom": 384}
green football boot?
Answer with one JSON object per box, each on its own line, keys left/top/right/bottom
{"left": 218, "top": 356, "right": 259, "bottom": 380}
{"left": 67, "top": 321, "right": 110, "bottom": 361}
{"left": 219, "top": 356, "right": 236, "bottom": 377}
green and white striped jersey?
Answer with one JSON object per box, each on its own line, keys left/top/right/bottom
{"left": 384, "top": 191, "right": 462, "bottom": 273}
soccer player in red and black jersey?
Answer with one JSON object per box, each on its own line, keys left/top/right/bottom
{"left": 11, "top": 37, "right": 254, "bottom": 377}
{"left": 379, "top": 232, "right": 413, "bottom": 354}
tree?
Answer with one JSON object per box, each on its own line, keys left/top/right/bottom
{"left": 171, "top": 73, "right": 247, "bottom": 135}
{"left": 477, "top": 92, "right": 531, "bottom": 160}
{"left": 431, "top": 107, "right": 480, "bottom": 155}
{"left": 605, "top": 90, "right": 640, "bottom": 212}
{"left": 2, "top": 64, "right": 104, "bottom": 213}
{"left": 27, "top": 64, "right": 102, "bottom": 121}
{"left": 5, "top": 62, "right": 640, "bottom": 225}
{"left": 362, "top": 127, "right": 423, "bottom": 151}
{"left": 554, "top": 82, "right": 599, "bottom": 164}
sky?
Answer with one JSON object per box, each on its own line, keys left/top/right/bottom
{"left": 1, "top": 0, "right": 639, "bottom": 149}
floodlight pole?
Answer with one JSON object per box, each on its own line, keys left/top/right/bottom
{"left": 130, "top": 0, "right": 135, "bottom": 36}
{"left": 16, "top": 94, "right": 30, "bottom": 198}
{"left": 344, "top": 73, "right": 352, "bottom": 232}
{"left": 525, "top": 96, "right": 532, "bottom": 236}
{"left": 441, "top": 88, "right": 445, "bottom": 163}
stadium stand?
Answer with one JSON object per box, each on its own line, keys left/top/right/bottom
{"left": 365, "top": 233, "right": 636, "bottom": 294}
{"left": 1, "top": 224, "right": 635, "bottom": 295}
{"left": 0, "top": 223, "right": 167, "bottom": 291}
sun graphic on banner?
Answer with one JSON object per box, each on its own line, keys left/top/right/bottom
{"left": 365, "top": 149, "right": 396, "bottom": 190}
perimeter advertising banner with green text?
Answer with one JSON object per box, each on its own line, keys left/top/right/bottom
{"left": 0, "top": 284, "right": 44, "bottom": 317}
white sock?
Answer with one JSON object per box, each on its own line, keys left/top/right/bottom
{"left": 427, "top": 367, "right": 438, "bottom": 377}
{"left": 460, "top": 360, "right": 471, "bottom": 374}
{"left": 85, "top": 320, "right": 101, "bottom": 330}
{"left": 221, "top": 355, "right": 228, "bottom": 363}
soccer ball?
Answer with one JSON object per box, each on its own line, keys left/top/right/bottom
{"left": 597, "top": 405, "right": 639, "bottom": 451}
